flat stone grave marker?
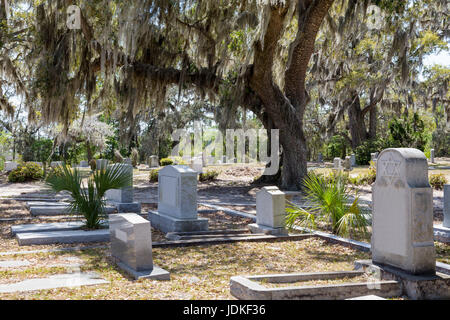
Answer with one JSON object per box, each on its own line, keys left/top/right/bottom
{"left": 372, "top": 148, "right": 435, "bottom": 275}
{"left": 0, "top": 272, "right": 108, "bottom": 293}
{"left": 16, "top": 229, "right": 110, "bottom": 246}
{"left": 249, "top": 186, "right": 288, "bottom": 236}
{"left": 148, "top": 165, "right": 208, "bottom": 233}
{"left": 110, "top": 213, "right": 169, "bottom": 280}
{"left": 0, "top": 260, "right": 31, "bottom": 268}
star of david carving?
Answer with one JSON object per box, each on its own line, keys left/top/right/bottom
{"left": 379, "top": 156, "right": 401, "bottom": 185}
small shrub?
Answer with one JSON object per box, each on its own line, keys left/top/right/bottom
{"left": 46, "top": 165, "right": 66, "bottom": 179}
{"left": 149, "top": 168, "right": 160, "bottom": 182}
{"left": 160, "top": 158, "right": 174, "bottom": 166}
{"left": 351, "top": 162, "right": 377, "bottom": 185}
{"left": 8, "top": 162, "right": 44, "bottom": 183}
{"left": 171, "top": 156, "right": 187, "bottom": 165}
{"left": 89, "top": 159, "right": 97, "bottom": 171}
{"left": 199, "top": 169, "right": 220, "bottom": 182}
{"left": 429, "top": 173, "right": 448, "bottom": 190}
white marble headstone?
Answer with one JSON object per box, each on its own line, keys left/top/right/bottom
{"left": 256, "top": 186, "right": 286, "bottom": 229}
{"left": 372, "top": 148, "right": 435, "bottom": 275}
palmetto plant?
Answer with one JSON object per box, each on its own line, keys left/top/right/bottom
{"left": 46, "top": 164, "right": 132, "bottom": 230}
{"left": 286, "top": 171, "right": 369, "bottom": 238}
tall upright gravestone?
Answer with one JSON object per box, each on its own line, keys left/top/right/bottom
{"left": 148, "top": 165, "right": 208, "bottom": 232}
{"left": 248, "top": 186, "right": 288, "bottom": 235}
{"left": 372, "top": 148, "right": 435, "bottom": 275}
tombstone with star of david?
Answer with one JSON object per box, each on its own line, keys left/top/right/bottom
{"left": 372, "top": 148, "right": 435, "bottom": 275}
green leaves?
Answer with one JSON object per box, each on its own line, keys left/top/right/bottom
{"left": 286, "top": 171, "right": 369, "bottom": 238}
{"left": 46, "top": 164, "right": 132, "bottom": 229}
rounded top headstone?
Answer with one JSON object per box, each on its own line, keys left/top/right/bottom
{"left": 375, "top": 148, "right": 429, "bottom": 188}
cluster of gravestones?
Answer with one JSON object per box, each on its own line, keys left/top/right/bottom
{"left": 6, "top": 148, "right": 450, "bottom": 298}
{"left": 332, "top": 154, "right": 356, "bottom": 171}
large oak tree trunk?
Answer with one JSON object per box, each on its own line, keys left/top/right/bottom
{"left": 348, "top": 93, "right": 367, "bottom": 149}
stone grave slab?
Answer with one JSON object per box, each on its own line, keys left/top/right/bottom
{"left": 16, "top": 229, "right": 110, "bottom": 246}
{"left": 0, "top": 272, "right": 108, "bottom": 293}
{"left": 4, "top": 161, "right": 18, "bottom": 172}
{"left": 11, "top": 221, "right": 85, "bottom": 235}
{"left": 372, "top": 148, "right": 435, "bottom": 275}
{"left": 230, "top": 271, "right": 401, "bottom": 300}
{"left": 0, "top": 260, "right": 31, "bottom": 268}
{"left": 30, "top": 205, "right": 116, "bottom": 216}
{"left": 444, "top": 184, "right": 450, "bottom": 228}
{"left": 110, "top": 213, "right": 169, "bottom": 280}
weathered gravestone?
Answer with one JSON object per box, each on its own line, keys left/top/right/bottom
{"left": 444, "top": 185, "right": 450, "bottom": 228}
{"left": 148, "top": 156, "right": 159, "bottom": 168}
{"left": 351, "top": 154, "right": 356, "bottom": 167}
{"left": 4, "top": 161, "right": 18, "bottom": 172}
{"left": 248, "top": 186, "right": 288, "bottom": 235}
{"left": 343, "top": 156, "right": 352, "bottom": 171}
{"left": 105, "top": 164, "right": 141, "bottom": 213}
{"left": 50, "top": 161, "right": 63, "bottom": 168}
{"left": 190, "top": 156, "right": 203, "bottom": 173}
{"left": 318, "top": 153, "right": 323, "bottom": 163}
{"left": 333, "top": 158, "right": 342, "bottom": 169}
{"left": 372, "top": 148, "right": 435, "bottom": 275}
{"left": 430, "top": 149, "right": 435, "bottom": 164}
{"left": 96, "top": 159, "right": 109, "bottom": 170}
{"left": 148, "top": 165, "right": 208, "bottom": 232}
{"left": 109, "top": 213, "right": 169, "bottom": 280}
{"left": 79, "top": 160, "right": 89, "bottom": 168}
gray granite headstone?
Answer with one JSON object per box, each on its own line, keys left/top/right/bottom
{"left": 372, "top": 148, "right": 435, "bottom": 275}
{"left": 430, "top": 149, "right": 435, "bottom": 163}
{"left": 109, "top": 213, "right": 169, "bottom": 280}
{"left": 444, "top": 185, "right": 450, "bottom": 228}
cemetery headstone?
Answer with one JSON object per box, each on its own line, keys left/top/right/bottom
{"left": 248, "top": 186, "right": 288, "bottom": 235}
{"left": 351, "top": 154, "right": 356, "bottom": 167}
{"left": 96, "top": 159, "right": 109, "bottom": 170}
{"left": 430, "top": 149, "right": 435, "bottom": 164}
{"left": 50, "top": 161, "right": 63, "bottom": 168}
{"left": 148, "top": 165, "right": 208, "bottom": 232}
{"left": 109, "top": 213, "right": 169, "bottom": 280}
{"left": 333, "top": 157, "right": 342, "bottom": 169}
{"left": 79, "top": 160, "right": 89, "bottom": 168}
{"left": 372, "top": 148, "right": 435, "bottom": 275}
{"left": 444, "top": 185, "right": 450, "bottom": 228}
{"left": 318, "top": 153, "right": 323, "bottom": 163}
{"left": 4, "top": 161, "right": 18, "bottom": 172}
{"left": 105, "top": 164, "right": 141, "bottom": 213}
{"left": 344, "top": 156, "right": 352, "bottom": 171}
{"left": 149, "top": 156, "right": 159, "bottom": 168}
